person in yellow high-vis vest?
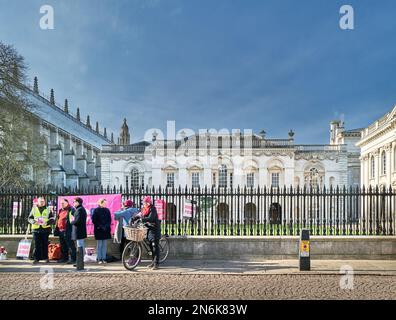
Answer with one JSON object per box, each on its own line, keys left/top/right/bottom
{"left": 28, "top": 197, "right": 55, "bottom": 264}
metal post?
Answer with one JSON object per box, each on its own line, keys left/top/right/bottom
{"left": 299, "top": 228, "right": 310, "bottom": 271}
{"left": 76, "top": 247, "right": 84, "bottom": 271}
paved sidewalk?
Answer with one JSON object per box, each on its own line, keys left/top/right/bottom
{"left": 1, "top": 259, "right": 395, "bottom": 299}
{"left": 1, "top": 258, "right": 396, "bottom": 275}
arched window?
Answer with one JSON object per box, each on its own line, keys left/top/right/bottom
{"left": 166, "top": 203, "right": 177, "bottom": 224}
{"left": 219, "top": 165, "right": 227, "bottom": 187}
{"left": 271, "top": 172, "right": 280, "bottom": 187}
{"left": 130, "top": 168, "right": 144, "bottom": 189}
{"left": 216, "top": 203, "right": 229, "bottom": 221}
{"left": 370, "top": 156, "right": 375, "bottom": 178}
{"left": 246, "top": 173, "right": 254, "bottom": 188}
{"left": 307, "top": 168, "right": 322, "bottom": 188}
{"left": 303, "top": 166, "right": 325, "bottom": 189}
{"left": 381, "top": 151, "right": 387, "bottom": 175}
{"left": 191, "top": 172, "right": 200, "bottom": 188}
{"left": 166, "top": 172, "right": 175, "bottom": 188}
{"left": 244, "top": 203, "right": 257, "bottom": 221}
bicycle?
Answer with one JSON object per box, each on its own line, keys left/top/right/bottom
{"left": 122, "top": 222, "right": 170, "bottom": 271}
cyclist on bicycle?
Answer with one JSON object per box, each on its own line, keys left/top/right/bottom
{"left": 132, "top": 196, "right": 161, "bottom": 270}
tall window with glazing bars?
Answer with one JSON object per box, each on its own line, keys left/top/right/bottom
{"left": 218, "top": 165, "right": 227, "bottom": 187}
{"left": 166, "top": 172, "right": 175, "bottom": 188}
{"left": 247, "top": 172, "right": 254, "bottom": 188}
{"left": 192, "top": 172, "right": 200, "bottom": 188}
{"left": 371, "top": 155, "right": 375, "bottom": 179}
{"left": 271, "top": 172, "right": 279, "bottom": 188}
{"left": 381, "top": 151, "right": 387, "bottom": 175}
{"left": 131, "top": 168, "right": 140, "bottom": 189}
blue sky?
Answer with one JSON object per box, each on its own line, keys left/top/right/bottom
{"left": 1, "top": 0, "right": 396, "bottom": 143}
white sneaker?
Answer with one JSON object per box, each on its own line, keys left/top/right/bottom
{"left": 98, "top": 261, "right": 103, "bottom": 264}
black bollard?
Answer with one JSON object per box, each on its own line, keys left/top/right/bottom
{"left": 76, "top": 247, "right": 84, "bottom": 271}
{"left": 299, "top": 229, "right": 310, "bottom": 271}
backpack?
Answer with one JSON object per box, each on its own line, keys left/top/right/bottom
{"left": 48, "top": 243, "right": 63, "bottom": 260}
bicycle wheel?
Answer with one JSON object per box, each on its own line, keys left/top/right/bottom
{"left": 159, "top": 236, "right": 170, "bottom": 263}
{"left": 122, "top": 241, "right": 142, "bottom": 271}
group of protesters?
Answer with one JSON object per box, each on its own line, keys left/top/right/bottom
{"left": 28, "top": 195, "right": 161, "bottom": 270}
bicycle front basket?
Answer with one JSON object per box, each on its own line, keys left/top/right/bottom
{"left": 124, "top": 226, "right": 147, "bottom": 242}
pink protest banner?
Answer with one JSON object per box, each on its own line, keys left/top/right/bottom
{"left": 183, "top": 199, "right": 197, "bottom": 218}
{"left": 57, "top": 194, "right": 122, "bottom": 235}
{"left": 155, "top": 199, "right": 166, "bottom": 220}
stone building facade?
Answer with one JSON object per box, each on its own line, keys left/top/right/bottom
{"left": 357, "top": 105, "right": 396, "bottom": 188}
{"left": 101, "top": 119, "right": 361, "bottom": 189}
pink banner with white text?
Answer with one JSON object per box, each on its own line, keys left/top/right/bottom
{"left": 57, "top": 194, "right": 122, "bottom": 235}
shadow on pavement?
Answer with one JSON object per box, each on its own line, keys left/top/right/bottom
{"left": 0, "top": 259, "right": 297, "bottom": 274}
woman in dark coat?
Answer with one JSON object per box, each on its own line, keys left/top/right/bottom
{"left": 71, "top": 198, "right": 87, "bottom": 245}
{"left": 91, "top": 198, "right": 112, "bottom": 264}
{"left": 134, "top": 196, "right": 161, "bottom": 269}
{"left": 71, "top": 197, "right": 87, "bottom": 270}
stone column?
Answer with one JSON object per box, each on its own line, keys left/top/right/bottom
{"left": 375, "top": 150, "right": 380, "bottom": 186}
{"left": 203, "top": 165, "right": 212, "bottom": 187}
{"left": 100, "top": 156, "right": 111, "bottom": 188}
{"left": 178, "top": 167, "right": 188, "bottom": 187}
{"left": 284, "top": 167, "right": 294, "bottom": 187}
{"left": 151, "top": 167, "right": 162, "bottom": 187}
{"left": 49, "top": 128, "right": 66, "bottom": 187}
{"left": 360, "top": 156, "right": 365, "bottom": 187}
{"left": 76, "top": 142, "right": 89, "bottom": 189}
{"left": 387, "top": 144, "right": 392, "bottom": 186}
{"left": 95, "top": 153, "right": 102, "bottom": 185}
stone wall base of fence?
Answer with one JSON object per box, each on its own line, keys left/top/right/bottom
{"left": 167, "top": 236, "right": 396, "bottom": 260}
{"left": 0, "top": 235, "right": 395, "bottom": 261}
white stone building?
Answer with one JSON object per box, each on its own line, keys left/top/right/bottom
{"left": 357, "top": 105, "right": 396, "bottom": 188}
{"left": 20, "top": 77, "right": 113, "bottom": 189}
{"left": 101, "top": 119, "right": 361, "bottom": 189}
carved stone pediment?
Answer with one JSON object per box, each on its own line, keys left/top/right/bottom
{"left": 162, "top": 165, "right": 178, "bottom": 171}
{"left": 187, "top": 165, "right": 202, "bottom": 171}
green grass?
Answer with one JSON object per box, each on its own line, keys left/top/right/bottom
{"left": 161, "top": 222, "right": 372, "bottom": 236}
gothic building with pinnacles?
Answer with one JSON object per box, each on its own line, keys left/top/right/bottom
{"left": 100, "top": 118, "right": 362, "bottom": 190}
{"left": 21, "top": 77, "right": 114, "bottom": 189}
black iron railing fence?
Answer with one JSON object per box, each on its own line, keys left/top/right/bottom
{"left": 0, "top": 185, "right": 394, "bottom": 236}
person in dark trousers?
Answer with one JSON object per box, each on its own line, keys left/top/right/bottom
{"left": 133, "top": 196, "right": 161, "bottom": 270}
{"left": 70, "top": 197, "right": 87, "bottom": 270}
{"left": 28, "top": 197, "right": 55, "bottom": 264}
{"left": 91, "top": 198, "right": 112, "bottom": 264}
{"left": 55, "top": 198, "right": 76, "bottom": 264}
